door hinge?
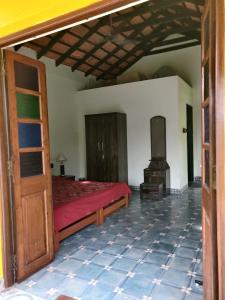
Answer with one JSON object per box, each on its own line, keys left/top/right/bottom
{"left": 0, "top": 55, "right": 6, "bottom": 76}
{"left": 7, "top": 160, "right": 13, "bottom": 178}
{"left": 12, "top": 254, "right": 17, "bottom": 281}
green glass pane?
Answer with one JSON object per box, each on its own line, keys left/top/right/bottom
{"left": 16, "top": 93, "right": 40, "bottom": 119}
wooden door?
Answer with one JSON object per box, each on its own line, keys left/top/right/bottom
{"left": 201, "top": 0, "right": 218, "bottom": 298}
{"left": 5, "top": 50, "right": 54, "bottom": 281}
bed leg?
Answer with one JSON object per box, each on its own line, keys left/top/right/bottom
{"left": 96, "top": 208, "right": 104, "bottom": 225}
{"left": 54, "top": 231, "right": 60, "bottom": 253}
{"left": 124, "top": 195, "right": 129, "bottom": 208}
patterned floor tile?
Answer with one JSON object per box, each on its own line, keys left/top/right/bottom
{"left": 81, "top": 282, "right": 115, "bottom": 300}
{"left": 144, "top": 251, "right": 169, "bottom": 265}
{"left": 111, "top": 257, "right": 137, "bottom": 273}
{"left": 98, "top": 269, "right": 127, "bottom": 287}
{"left": 121, "top": 274, "right": 154, "bottom": 298}
{"left": 134, "top": 262, "right": 162, "bottom": 278}
{"left": 161, "top": 268, "right": 191, "bottom": 288}
{"left": 150, "top": 284, "right": 185, "bottom": 300}
{"left": 75, "top": 263, "right": 103, "bottom": 280}
{"left": 70, "top": 248, "right": 97, "bottom": 260}
{"left": 3, "top": 188, "right": 203, "bottom": 300}
{"left": 122, "top": 248, "right": 146, "bottom": 261}
{"left": 57, "top": 276, "right": 90, "bottom": 298}
{"left": 168, "top": 256, "right": 194, "bottom": 272}
{"left": 91, "top": 253, "right": 116, "bottom": 266}
{"left": 104, "top": 244, "right": 126, "bottom": 256}
{"left": 55, "top": 258, "right": 83, "bottom": 274}
{"left": 185, "top": 292, "right": 203, "bottom": 300}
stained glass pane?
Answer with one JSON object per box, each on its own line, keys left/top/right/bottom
{"left": 204, "top": 106, "right": 209, "bottom": 143}
{"left": 205, "top": 150, "right": 210, "bottom": 187}
{"left": 19, "top": 123, "right": 42, "bottom": 148}
{"left": 204, "top": 62, "right": 209, "bottom": 100}
{"left": 16, "top": 93, "right": 40, "bottom": 119}
{"left": 20, "top": 152, "right": 43, "bottom": 177}
{"left": 14, "top": 61, "right": 39, "bottom": 91}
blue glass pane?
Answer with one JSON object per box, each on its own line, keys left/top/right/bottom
{"left": 18, "top": 123, "right": 42, "bottom": 148}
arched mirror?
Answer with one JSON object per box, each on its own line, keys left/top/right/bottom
{"left": 150, "top": 116, "right": 166, "bottom": 159}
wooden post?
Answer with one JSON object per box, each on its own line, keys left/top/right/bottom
{"left": 96, "top": 208, "right": 104, "bottom": 225}
{"left": 124, "top": 195, "right": 129, "bottom": 208}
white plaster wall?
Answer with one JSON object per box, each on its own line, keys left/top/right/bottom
{"left": 18, "top": 47, "right": 93, "bottom": 176}
{"left": 75, "top": 76, "right": 191, "bottom": 190}
{"left": 118, "top": 46, "right": 201, "bottom": 178}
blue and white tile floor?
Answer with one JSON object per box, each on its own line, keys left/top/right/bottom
{"left": 0, "top": 188, "right": 203, "bottom": 300}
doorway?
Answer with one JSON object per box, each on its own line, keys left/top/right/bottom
{"left": 186, "top": 104, "right": 194, "bottom": 184}
{"left": 0, "top": 1, "right": 225, "bottom": 299}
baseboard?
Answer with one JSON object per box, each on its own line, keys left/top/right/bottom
{"left": 131, "top": 185, "right": 188, "bottom": 195}
{"left": 130, "top": 185, "right": 140, "bottom": 191}
{"left": 169, "top": 184, "right": 188, "bottom": 195}
{"left": 194, "top": 176, "right": 202, "bottom": 183}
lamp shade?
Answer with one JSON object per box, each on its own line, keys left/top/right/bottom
{"left": 56, "top": 153, "right": 67, "bottom": 163}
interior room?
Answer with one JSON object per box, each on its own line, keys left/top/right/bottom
{"left": 1, "top": 0, "right": 205, "bottom": 299}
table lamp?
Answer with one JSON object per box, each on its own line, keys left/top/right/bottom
{"left": 56, "top": 153, "right": 67, "bottom": 176}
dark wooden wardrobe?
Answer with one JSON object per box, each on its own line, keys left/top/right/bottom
{"left": 85, "top": 112, "right": 128, "bottom": 183}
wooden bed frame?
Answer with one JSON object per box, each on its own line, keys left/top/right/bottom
{"left": 54, "top": 194, "right": 129, "bottom": 251}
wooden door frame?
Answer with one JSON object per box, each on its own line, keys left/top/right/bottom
{"left": 215, "top": 0, "right": 225, "bottom": 298}
{"left": 0, "top": 50, "right": 15, "bottom": 287}
{"left": 0, "top": 0, "right": 224, "bottom": 296}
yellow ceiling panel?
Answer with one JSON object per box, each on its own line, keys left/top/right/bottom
{"left": 0, "top": 0, "right": 102, "bottom": 38}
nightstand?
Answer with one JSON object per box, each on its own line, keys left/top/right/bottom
{"left": 64, "top": 175, "right": 76, "bottom": 180}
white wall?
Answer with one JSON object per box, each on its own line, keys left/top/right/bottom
{"left": 117, "top": 46, "right": 201, "bottom": 178}
{"left": 18, "top": 47, "right": 93, "bottom": 176}
{"left": 75, "top": 76, "right": 192, "bottom": 190}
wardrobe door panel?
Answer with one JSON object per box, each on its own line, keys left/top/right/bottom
{"left": 103, "top": 114, "right": 118, "bottom": 182}
{"left": 86, "top": 115, "right": 98, "bottom": 181}
{"left": 85, "top": 113, "right": 128, "bottom": 183}
{"left": 86, "top": 115, "right": 104, "bottom": 181}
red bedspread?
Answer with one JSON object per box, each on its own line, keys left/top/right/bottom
{"left": 53, "top": 176, "right": 131, "bottom": 232}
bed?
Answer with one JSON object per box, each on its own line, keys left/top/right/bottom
{"left": 53, "top": 176, "right": 131, "bottom": 249}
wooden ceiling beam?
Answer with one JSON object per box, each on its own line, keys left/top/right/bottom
{"left": 84, "top": 22, "right": 165, "bottom": 77}
{"left": 85, "top": 5, "right": 201, "bottom": 77}
{"left": 118, "top": 10, "right": 201, "bottom": 33}
{"left": 71, "top": 4, "right": 149, "bottom": 73}
{"left": 112, "top": 0, "right": 203, "bottom": 24}
{"left": 82, "top": 22, "right": 130, "bottom": 54}
{"left": 145, "top": 40, "right": 200, "bottom": 55}
{"left": 36, "top": 30, "right": 66, "bottom": 59}
{"left": 55, "top": 18, "right": 108, "bottom": 67}
{"left": 96, "top": 24, "right": 166, "bottom": 80}
{"left": 147, "top": 35, "right": 200, "bottom": 48}
{"left": 67, "top": 29, "right": 123, "bottom": 61}
{"left": 30, "top": 41, "right": 114, "bottom": 75}
{"left": 97, "top": 23, "right": 200, "bottom": 80}
{"left": 109, "top": 31, "right": 200, "bottom": 79}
